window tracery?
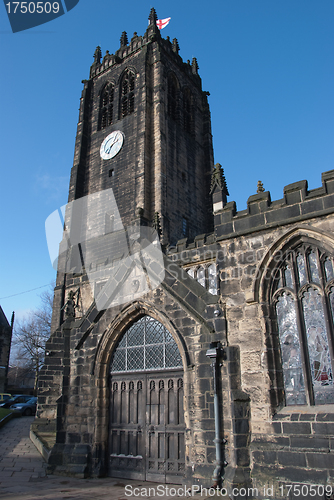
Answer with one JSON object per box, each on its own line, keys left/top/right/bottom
{"left": 272, "top": 245, "right": 334, "bottom": 405}
{"left": 120, "top": 69, "right": 135, "bottom": 118}
{"left": 110, "top": 316, "right": 182, "bottom": 373}
{"left": 99, "top": 83, "right": 114, "bottom": 129}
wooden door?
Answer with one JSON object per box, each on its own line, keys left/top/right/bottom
{"left": 109, "top": 370, "right": 185, "bottom": 483}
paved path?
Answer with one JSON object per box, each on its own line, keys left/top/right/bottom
{"left": 0, "top": 416, "right": 196, "bottom": 500}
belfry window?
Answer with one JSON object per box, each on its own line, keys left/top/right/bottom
{"left": 272, "top": 245, "right": 334, "bottom": 406}
{"left": 120, "top": 69, "right": 135, "bottom": 118}
{"left": 100, "top": 83, "right": 114, "bottom": 129}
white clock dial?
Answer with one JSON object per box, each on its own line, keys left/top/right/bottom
{"left": 100, "top": 131, "right": 124, "bottom": 160}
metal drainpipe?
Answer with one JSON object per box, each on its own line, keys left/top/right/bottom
{"left": 206, "top": 341, "right": 224, "bottom": 488}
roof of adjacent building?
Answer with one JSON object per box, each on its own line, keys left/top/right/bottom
{"left": 0, "top": 306, "right": 10, "bottom": 328}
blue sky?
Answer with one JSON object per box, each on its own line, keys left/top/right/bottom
{"left": 0, "top": 0, "right": 333, "bottom": 323}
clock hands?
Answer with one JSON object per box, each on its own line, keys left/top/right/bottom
{"left": 100, "top": 131, "right": 124, "bottom": 160}
{"left": 105, "top": 134, "right": 119, "bottom": 154}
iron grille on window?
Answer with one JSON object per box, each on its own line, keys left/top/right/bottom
{"left": 100, "top": 83, "right": 114, "bottom": 129}
{"left": 110, "top": 316, "right": 182, "bottom": 373}
{"left": 120, "top": 69, "right": 135, "bottom": 118}
{"left": 272, "top": 245, "right": 334, "bottom": 405}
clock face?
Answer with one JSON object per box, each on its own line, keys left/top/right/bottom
{"left": 100, "top": 131, "right": 124, "bottom": 160}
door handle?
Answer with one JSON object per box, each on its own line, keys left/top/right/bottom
{"left": 148, "top": 425, "right": 155, "bottom": 434}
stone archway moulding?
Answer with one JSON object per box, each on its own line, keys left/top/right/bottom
{"left": 250, "top": 225, "right": 334, "bottom": 304}
{"left": 91, "top": 299, "right": 191, "bottom": 461}
{"left": 92, "top": 299, "right": 191, "bottom": 380}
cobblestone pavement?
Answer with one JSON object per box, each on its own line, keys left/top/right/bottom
{"left": 0, "top": 416, "right": 188, "bottom": 500}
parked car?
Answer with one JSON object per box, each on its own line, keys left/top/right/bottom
{"left": 0, "top": 393, "right": 12, "bottom": 402}
{"left": 0, "top": 394, "right": 33, "bottom": 408}
{"left": 10, "top": 397, "right": 37, "bottom": 416}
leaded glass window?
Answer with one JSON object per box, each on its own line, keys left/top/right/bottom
{"left": 185, "top": 263, "right": 218, "bottom": 295}
{"left": 110, "top": 316, "right": 182, "bottom": 373}
{"left": 275, "top": 292, "right": 306, "bottom": 405}
{"left": 325, "top": 259, "right": 334, "bottom": 282}
{"left": 197, "top": 266, "right": 206, "bottom": 288}
{"left": 208, "top": 264, "right": 218, "bottom": 295}
{"left": 308, "top": 251, "right": 320, "bottom": 284}
{"left": 272, "top": 245, "right": 334, "bottom": 406}
{"left": 297, "top": 253, "right": 307, "bottom": 287}
{"left": 187, "top": 268, "right": 195, "bottom": 279}
{"left": 284, "top": 265, "right": 293, "bottom": 289}
{"left": 302, "top": 288, "right": 333, "bottom": 404}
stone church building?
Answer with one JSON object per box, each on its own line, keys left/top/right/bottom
{"left": 37, "top": 8, "right": 334, "bottom": 495}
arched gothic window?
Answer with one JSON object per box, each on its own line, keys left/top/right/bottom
{"left": 167, "top": 74, "right": 178, "bottom": 122}
{"left": 100, "top": 83, "right": 114, "bottom": 129}
{"left": 110, "top": 316, "right": 182, "bottom": 373}
{"left": 120, "top": 69, "right": 135, "bottom": 118}
{"left": 272, "top": 245, "right": 334, "bottom": 406}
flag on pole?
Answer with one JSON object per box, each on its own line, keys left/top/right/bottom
{"left": 156, "top": 17, "right": 171, "bottom": 29}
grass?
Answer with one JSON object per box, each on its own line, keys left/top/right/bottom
{"left": 0, "top": 407, "right": 22, "bottom": 427}
{"left": 0, "top": 407, "right": 12, "bottom": 420}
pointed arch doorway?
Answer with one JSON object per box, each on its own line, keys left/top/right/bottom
{"left": 108, "top": 315, "right": 185, "bottom": 483}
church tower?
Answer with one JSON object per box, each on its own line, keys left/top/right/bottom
{"left": 69, "top": 8, "right": 214, "bottom": 247}
{"left": 39, "top": 8, "right": 227, "bottom": 487}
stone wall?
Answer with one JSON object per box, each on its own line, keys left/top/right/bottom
{"left": 0, "top": 306, "right": 12, "bottom": 393}
{"left": 168, "top": 169, "right": 334, "bottom": 494}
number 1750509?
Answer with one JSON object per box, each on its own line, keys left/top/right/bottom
{"left": 5, "top": 2, "right": 60, "bottom": 14}
{"left": 279, "top": 484, "right": 333, "bottom": 497}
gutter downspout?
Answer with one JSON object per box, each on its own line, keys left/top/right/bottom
{"left": 206, "top": 341, "right": 224, "bottom": 488}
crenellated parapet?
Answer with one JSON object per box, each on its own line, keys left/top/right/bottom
{"left": 214, "top": 169, "right": 334, "bottom": 240}
{"left": 89, "top": 9, "right": 202, "bottom": 88}
{"left": 167, "top": 169, "right": 334, "bottom": 259}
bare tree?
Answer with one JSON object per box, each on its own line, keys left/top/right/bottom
{"left": 11, "top": 285, "right": 54, "bottom": 392}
